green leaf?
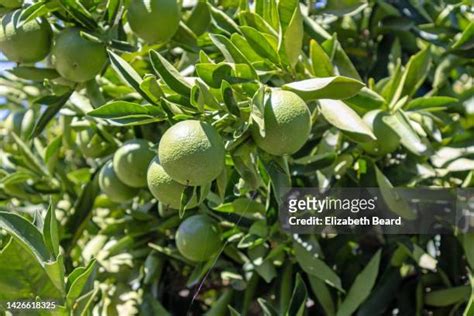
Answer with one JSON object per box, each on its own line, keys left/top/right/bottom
{"left": 344, "top": 87, "right": 386, "bottom": 112}
{"left": 0, "top": 239, "right": 62, "bottom": 300}
{"left": 293, "top": 240, "right": 343, "bottom": 292}
{"left": 58, "top": 0, "right": 97, "bottom": 30}
{"left": 405, "top": 96, "right": 457, "bottom": 110}
{"left": 260, "top": 155, "right": 291, "bottom": 206}
{"left": 149, "top": 50, "right": 192, "bottom": 96}
{"left": 108, "top": 50, "right": 156, "bottom": 104}
{"left": 282, "top": 76, "right": 364, "bottom": 101}
{"left": 382, "top": 111, "right": 430, "bottom": 156}
{"left": 179, "top": 186, "right": 195, "bottom": 218}
{"left": 30, "top": 90, "right": 73, "bottom": 139}
{"left": 251, "top": 86, "right": 266, "bottom": 137}
{"left": 375, "top": 167, "right": 416, "bottom": 220}
{"left": 43, "top": 203, "right": 59, "bottom": 258}
{"left": 10, "top": 132, "right": 50, "bottom": 177}
{"left": 205, "top": 289, "right": 234, "bottom": 316}
{"left": 336, "top": 250, "right": 381, "bottom": 316}
{"left": 0, "top": 212, "right": 52, "bottom": 263}
{"left": 323, "top": 35, "right": 361, "bottom": 80}
{"left": 88, "top": 101, "right": 167, "bottom": 126}
{"left": 393, "top": 46, "right": 431, "bottom": 101}
{"left": 318, "top": 99, "right": 375, "bottom": 141}
{"left": 451, "top": 21, "right": 474, "bottom": 50}
{"left": 66, "top": 260, "right": 96, "bottom": 305}
{"left": 257, "top": 298, "right": 279, "bottom": 316}
{"left": 221, "top": 80, "right": 241, "bottom": 116}
{"left": 209, "top": 33, "right": 252, "bottom": 65}
{"left": 286, "top": 274, "right": 307, "bottom": 316}
{"left": 320, "top": 0, "right": 367, "bottom": 16}
{"left": 424, "top": 286, "right": 470, "bottom": 307}
{"left": 278, "top": 0, "right": 303, "bottom": 67}
{"left": 213, "top": 198, "right": 265, "bottom": 217}
{"left": 208, "top": 4, "right": 241, "bottom": 35}
{"left": 8, "top": 66, "right": 60, "bottom": 81}
{"left": 463, "top": 233, "right": 474, "bottom": 270}
{"left": 464, "top": 273, "right": 474, "bottom": 316}
{"left": 309, "top": 276, "right": 336, "bottom": 316}
{"left": 309, "top": 39, "right": 334, "bottom": 77}
{"left": 186, "top": 0, "right": 211, "bottom": 36}
{"left": 241, "top": 26, "right": 280, "bottom": 64}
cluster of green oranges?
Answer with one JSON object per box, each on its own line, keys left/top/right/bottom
{"left": 0, "top": 0, "right": 180, "bottom": 82}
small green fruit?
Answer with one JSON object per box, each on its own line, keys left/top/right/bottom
{"left": 147, "top": 157, "right": 208, "bottom": 210}
{"left": 158, "top": 120, "right": 225, "bottom": 186}
{"left": 52, "top": 28, "right": 106, "bottom": 83}
{"left": 113, "top": 139, "right": 155, "bottom": 188}
{"left": 251, "top": 90, "right": 311, "bottom": 156}
{"left": 127, "top": 0, "right": 181, "bottom": 43}
{"left": 98, "top": 161, "right": 139, "bottom": 203}
{"left": 0, "top": 10, "right": 52, "bottom": 63}
{"left": 175, "top": 214, "right": 222, "bottom": 262}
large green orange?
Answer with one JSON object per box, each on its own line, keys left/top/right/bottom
{"left": 360, "top": 110, "right": 400, "bottom": 156}
{"left": 98, "top": 161, "right": 139, "bottom": 203}
{"left": 127, "top": 0, "right": 181, "bottom": 43}
{"left": 78, "top": 128, "right": 116, "bottom": 158}
{"left": 147, "top": 157, "right": 208, "bottom": 210}
{"left": 175, "top": 214, "right": 222, "bottom": 262}
{"left": 0, "top": 10, "right": 52, "bottom": 63}
{"left": 52, "top": 28, "right": 106, "bottom": 83}
{"left": 113, "top": 139, "right": 155, "bottom": 188}
{"left": 251, "top": 90, "right": 311, "bottom": 156}
{"left": 158, "top": 120, "right": 225, "bottom": 186}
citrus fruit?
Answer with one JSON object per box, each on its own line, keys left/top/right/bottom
{"left": 113, "top": 139, "right": 155, "bottom": 188}
{"left": 147, "top": 157, "right": 208, "bottom": 210}
{"left": 98, "top": 161, "right": 139, "bottom": 203}
{"left": 127, "top": 0, "right": 181, "bottom": 43}
{"left": 175, "top": 214, "right": 222, "bottom": 262}
{"left": 1, "top": 0, "right": 22, "bottom": 9}
{"left": 158, "top": 120, "right": 225, "bottom": 186}
{"left": 52, "top": 28, "right": 106, "bottom": 83}
{"left": 0, "top": 10, "right": 52, "bottom": 63}
{"left": 360, "top": 110, "right": 400, "bottom": 156}
{"left": 78, "top": 128, "right": 116, "bottom": 158}
{"left": 251, "top": 90, "right": 311, "bottom": 156}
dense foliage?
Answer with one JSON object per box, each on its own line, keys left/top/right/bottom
{"left": 0, "top": 0, "right": 473, "bottom": 315}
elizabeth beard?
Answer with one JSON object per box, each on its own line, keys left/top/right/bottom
{"left": 289, "top": 216, "right": 402, "bottom": 226}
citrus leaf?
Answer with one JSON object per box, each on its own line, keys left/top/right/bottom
{"left": 282, "top": 76, "right": 364, "bottom": 101}
{"left": 7, "top": 66, "right": 60, "bottom": 81}
{"left": 0, "top": 212, "right": 52, "bottom": 263}
{"left": 30, "top": 90, "right": 73, "bottom": 139}
{"left": 375, "top": 166, "right": 416, "bottom": 220}
{"left": 43, "top": 202, "right": 59, "bottom": 258}
{"left": 241, "top": 26, "right": 280, "bottom": 64}
{"left": 209, "top": 33, "right": 252, "bottom": 65}
{"left": 108, "top": 50, "right": 157, "bottom": 104}
{"left": 149, "top": 50, "right": 192, "bottom": 96}
{"left": 66, "top": 259, "right": 96, "bottom": 305}
{"left": 318, "top": 99, "right": 375, "bottom": 141}
{"left": 278, "top": 0, "right": 303, "bottom": 67}
{"left": 309, "top": 276, "right": 336, "bottom": 316}
{"left": 293, "top": 240, "right": 343, "bottom": 292}
{"left": 424, "top": 286, "right": 470, "bottom": 307}
{"left": 382, "top": 111, "right": 430, "bottom": 156}
{"left": 309, "top": 39, "right": 334, "bottom": 77}
{"left": 87, "top": 101, "right": 167, "bottom": 126}
{"left": 336, "top": 250, "right": 381, "bottom": 316}
{"left": 286, "top": 274, "right": 307, "bottom": 316}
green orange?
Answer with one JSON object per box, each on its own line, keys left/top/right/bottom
{"left": 113, "top": 139, "right": 155, "bottom": 188}
{"left": 0, "top": 9, "right": 52, "bottom": 63}
{"left": 98, "top": 161, "right": 139, "bottom": 203}
{"left": 158, "top": 120, "right": 225, "bottom": 186}
{"left": 175, "top": 214, "right": 222, "bottom": 262}
{"left": 127, "top": 0, "right": 181, "bottom": 43}
{"left": 52, "top": 28, "right": 106, "bottom": 83}
{"left": 251, "top": 90, "right": 311, "bottom": 156}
